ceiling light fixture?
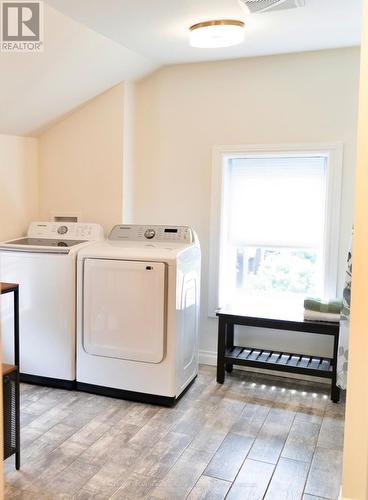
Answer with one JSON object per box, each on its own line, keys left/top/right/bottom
{"left": 189, "top": 20, "right": 245, "bottom": 49}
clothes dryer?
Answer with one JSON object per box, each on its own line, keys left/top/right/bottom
{"left": 76, "top": 224, "right": 201, "bottom": 405}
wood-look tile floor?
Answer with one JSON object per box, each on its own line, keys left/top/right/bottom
{"left": 4, "top": 366, "right": 345, "bottom": 500}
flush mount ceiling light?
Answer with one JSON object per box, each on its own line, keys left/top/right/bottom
{"left": 189, "top": 20, "right": 245, "bottom": 48}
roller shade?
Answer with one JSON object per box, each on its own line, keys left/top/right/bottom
{"left": 227, "top": 156, "right": 327, "bottom": 248}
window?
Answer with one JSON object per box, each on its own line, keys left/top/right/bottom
{"left": 209, "top": 144, "right": 343, "bottom": 317}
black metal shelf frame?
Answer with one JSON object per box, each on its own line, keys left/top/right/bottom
{"left": 1, "top": 283, "right": 20, "bottom": 469}
{"left": 216, "top": 311, "right": 340, "bottom": 403}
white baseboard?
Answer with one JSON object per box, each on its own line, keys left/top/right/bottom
{"left": 199, "top": 349, "right": 330, "bottom": 385}
{"left": 199, "top": 350, "right": 218, "bottom": 366}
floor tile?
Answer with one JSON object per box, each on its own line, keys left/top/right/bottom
{"left": 264, "top": 457, "right": 309, "bottom": 500}
{"left": 317, "top": 415, "right": 345, "bottom": 450}
{"left": 230, "top": 401, "right": 271, "bottom": 438}
{"left": 44, "top": 457, "right": 100, "bottom": 496}
{"left": 204, "top": 433, "right": 254, "bottom": 481}
{"left": 150, "top": 448, "right": 212, "bottom": 499}
{"left": 134, "top": 431, "right": 192, "bottom": 479}
{"left": 305, "top": 447, "right": 343, "bottom": 499}
{"left": 226, "top": 459, "right": 274, "bottom": 500}
{"left": 187, "top": 475, "right": 231, "bottom": 499}
{"left": 247, "top": 407, "right": 295, "bottom": 464}
{"left": 111, "top": 472, "right": 161, "bottom": 499}
{"left": 82, "top": 461, "right": 129, "bottom": 497}
{"left": 282, "top": 419, "right": 320, "bottom": 462}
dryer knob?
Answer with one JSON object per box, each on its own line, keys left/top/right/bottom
{"left": 144, "top": 229, "right": 156, "bottom": 239}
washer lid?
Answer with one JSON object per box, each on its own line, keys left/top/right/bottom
{"left": 0, "top": 221, "right": 105, "bottom": 254}
{"left": 7, "top": 238, "right": 86, "bottom": 248}
{"left": 0, "top": 237, "right": 88, "bottom": 254}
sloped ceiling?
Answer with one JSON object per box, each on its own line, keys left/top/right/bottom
{"left": 0, "top": 5, "right": 157, "bottom": 136}
{"left": 0, "top": 0, "right": 362, "bottom": 136}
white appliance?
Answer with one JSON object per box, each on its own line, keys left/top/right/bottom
{"left": 0, "top": 222, "right": 104, "bottom": 388}
{"left": 77, "top": 224, "right": 201, "bottom": 405}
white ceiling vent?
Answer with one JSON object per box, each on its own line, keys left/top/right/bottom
{"left": 239, "top": 0, "right": 306, "bottom": 14}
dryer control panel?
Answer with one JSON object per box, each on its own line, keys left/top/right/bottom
{"left": 109, "top": 225, "right": 194, "bottom": 244}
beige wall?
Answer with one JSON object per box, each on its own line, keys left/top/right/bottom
{"left": 39, "top": 83, "right": 125, "bottom": 234}
{"left": 122, "top": 81, "right": 136, "bottom": 224}
{"left": 0, "top": 135, "right": 38, "bottom": 241}
{"left": 342, "top": 3, "right": 368, "bottom": 499}
{"left": 133, "top": 48, "right": 360, "bottom": 360}
{"left": 0, "top": 133, "right": 38, "bottom": 495}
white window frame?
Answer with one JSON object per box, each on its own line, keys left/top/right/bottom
{"left": 208, "top": 143, "right": 344, "bottom": 318}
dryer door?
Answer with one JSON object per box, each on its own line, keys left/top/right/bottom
{"left": 83, "top": 259, "right": 166, "bottom": 363}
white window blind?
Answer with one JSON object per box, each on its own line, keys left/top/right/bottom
{"left": 227, "top": 156, "right": 327, "bottom": 248}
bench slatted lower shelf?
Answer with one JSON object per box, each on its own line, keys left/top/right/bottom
{"left": 226, "top": 347, "right": 333, "bottom": 378}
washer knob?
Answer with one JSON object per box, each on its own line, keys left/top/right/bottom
{"left": 57, "top": 225, "right": 68, "bottom": 235}
{"left": 144, "top": 228, "right": 156, "bottom": 239}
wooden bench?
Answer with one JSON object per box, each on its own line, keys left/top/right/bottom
{"left": 216, "top": 307, "right": 340, "bottom": 403}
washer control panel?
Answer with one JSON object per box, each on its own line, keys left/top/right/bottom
{"left": 57, "top": 225, "right": 68, "bottom": 235}
{"left": 28, "top": 222, "right": 105, "bottom": 241}
{"left": 109, "top": 225, "right": 194, "bottom": 244}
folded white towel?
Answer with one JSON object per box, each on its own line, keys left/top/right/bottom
{"left": 304, "top": 309, "right": 340, "bottom": 323}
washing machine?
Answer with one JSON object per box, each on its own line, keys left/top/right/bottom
{"left": 76, "top": 224, "right": 201, "bottom": 405}
{"left": 0, "top": 221, "right": 104, "bottom": 388}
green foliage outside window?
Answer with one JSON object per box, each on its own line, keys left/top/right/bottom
{"left": 243, "top": 249, "right": 318, "bottom": 294}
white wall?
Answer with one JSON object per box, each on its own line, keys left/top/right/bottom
{"left": 0, "top": 135, "right": 39, "bottom": 241}
{"left": 133, "top": 47, "right": 360, "bottom": 362}
{"left": 39, "top": 83, "right": 125, "bottom": 234}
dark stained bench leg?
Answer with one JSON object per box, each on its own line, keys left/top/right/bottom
{"left": 217, "top": 317, "right": 227, "bottom": 384}
{"left": 225, "top": 323, "right": 234, "bottom": 373}
{"left": 331, "top": 332, "right": 340, "bottom": 403}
